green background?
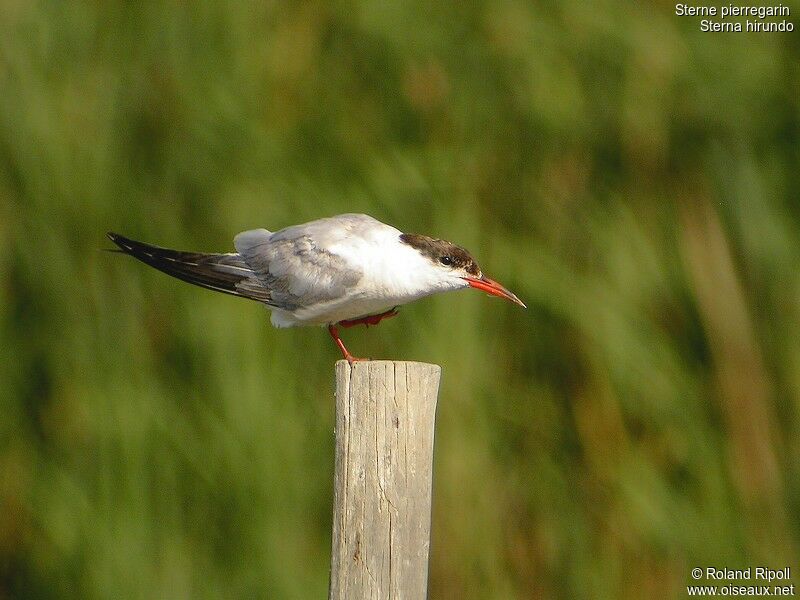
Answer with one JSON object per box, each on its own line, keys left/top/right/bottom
{"left": 2, "top": 2, "right": 799, "bottom": 598}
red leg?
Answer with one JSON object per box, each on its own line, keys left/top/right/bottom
{"left": 339, "top": 307, "right": 399, "bottom": 329}
{"left": 327, "top": 324, "right": 367, "bottom": 364}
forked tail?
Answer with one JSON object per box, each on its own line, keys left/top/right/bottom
{"left": 107, "top": 233, "right": 271, "bottom": 303}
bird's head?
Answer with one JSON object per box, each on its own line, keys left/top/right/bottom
{"left": 399, "top": 233, "right": 526, "bottom": 308}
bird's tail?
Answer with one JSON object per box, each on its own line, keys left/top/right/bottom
{"left": 106, "top": 233, "right": 271, "bottom": 303}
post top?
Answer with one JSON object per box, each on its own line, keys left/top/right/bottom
{"left": 335, "top": 360, "right": 442, "bottom": 375}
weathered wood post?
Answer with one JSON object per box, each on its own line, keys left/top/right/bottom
{"left": 329, "top": 360, "right": 441, "bottom": 600}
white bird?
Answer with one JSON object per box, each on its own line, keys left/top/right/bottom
{"left": 108, "top": 213, "right": 525, "bottom": 362}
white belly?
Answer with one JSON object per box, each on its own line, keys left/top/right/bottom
{"left": 267, "top": 294, "right": 409, "bottom": 328}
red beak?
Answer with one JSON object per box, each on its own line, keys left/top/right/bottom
{"left": 463, "top": 275, "right": 526, "bottom": 308}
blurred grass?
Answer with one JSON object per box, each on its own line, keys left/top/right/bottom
{"left": 1, "top": 1, "right": 799, "bottom": 598}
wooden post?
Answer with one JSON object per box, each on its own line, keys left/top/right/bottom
{"left": 329, "top": 360, "right": 441, "bottom": 600}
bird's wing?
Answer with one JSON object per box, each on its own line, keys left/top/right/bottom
{"left": 107, "top": 233, "right": 274, "bottom": 304}
{"left": 234, "top": 216, "right": 369, "bottom": 311}
{"left": 268, "top": 213, "right": 384, "bottom": 245}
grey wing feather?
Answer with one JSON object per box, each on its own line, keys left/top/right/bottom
{"left": 268, "top": 213, "right": 383, "bottom": 245}
{"left": 107, "top": 233, "right": 274, "bottom": 304}
{"left": 234, "top": 216, "right": 365, "bottom": 310}
{"left": 110, "top": 214, "right": 370, "bottom": 312}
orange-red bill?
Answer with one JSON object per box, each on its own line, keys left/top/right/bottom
{"left": 463, "top": 275, "right": 526, "bottom": 308}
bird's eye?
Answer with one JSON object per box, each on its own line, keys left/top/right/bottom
{"left": 439, "top": 256, "right": 453, "bottom": 266}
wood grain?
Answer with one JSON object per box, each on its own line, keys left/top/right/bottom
{"left": 329, "top": 360, "right": 441, "bottom": 600}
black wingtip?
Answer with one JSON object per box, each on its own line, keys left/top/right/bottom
{"left": 107, "top": 232, "right": 125, "bottom": 245}
{"left": 105, "top": 232, "right": 122, "bottom": 252}
{"left": 106, "top": 232, "right": 136, "bottom": 253}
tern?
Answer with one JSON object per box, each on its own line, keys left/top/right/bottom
{"left": 108, "top": 213, "right": 525, "bottom": 362}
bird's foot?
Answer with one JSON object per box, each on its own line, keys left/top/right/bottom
{"left": 328, "top": 324, "right": 370, "bottom": 364}
{"left": 339, "top": 307, "right": 399, "bottom": 329}
{"left": 344, "top": 355, "right": 370, "bottom": 365}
